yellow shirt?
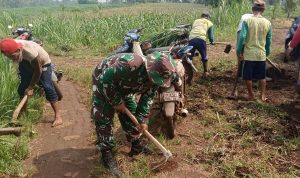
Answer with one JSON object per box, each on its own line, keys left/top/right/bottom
{"left": 243, "top": 16, "right": 272, "bottom": 61}
{"left": 189, "top": 18, "right": 213, "bottom": 41}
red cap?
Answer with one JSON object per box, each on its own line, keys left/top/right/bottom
{"left": 0, "top": 38, "right": 22, "bottom": 56}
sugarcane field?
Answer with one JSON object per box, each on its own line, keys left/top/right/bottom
{"left": 0, "top": 0, "right": 300, "bottom": 177}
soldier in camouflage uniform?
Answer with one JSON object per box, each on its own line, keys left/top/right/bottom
{"left": 92, "top": 51, "right": 176, "bottom": 177}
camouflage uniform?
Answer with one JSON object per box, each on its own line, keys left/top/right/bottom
{"left": 92, "top": 52, "right": 176, "bottom": 152}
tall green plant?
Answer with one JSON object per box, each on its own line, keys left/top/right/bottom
{"left": 211, "top": 0, "right": 251, "bottom": 40}
{"left": 0, "top": 54, "right": 43, "bottom": 176}
{"left": 0, "top": 55, "right": 19, "bottom": 122}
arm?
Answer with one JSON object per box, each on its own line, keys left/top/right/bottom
{"left": 237, "top": 21, "right": 248, "bottom": 56}
{"left": 290, "top": 27, "right": 300, "bottom": 49}
{"left": 135, "top": 87, "right": 158, "bottom": 124}
{"left": 265, "top": 25, "right": 272, "bottom": 56}
{"left": 97, "top": 67, "right": 123, "bottom": 106}
{"left": 28, "top": 57, "right": 42, "bottom": 89}
{"left": 208, "top": 26, "right": 214, "bottom": 43}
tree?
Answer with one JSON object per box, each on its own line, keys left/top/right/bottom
{"left": 283, "top": 0, "right": 297, "bottom": 18}
{"left": 270, "top": 0, "right": 280, "bottom": 19}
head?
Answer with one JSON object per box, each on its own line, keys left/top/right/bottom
{"left": 0, "top": 38, "right": 23, "bottom": 63}
{"left": 252, "top": 0, "right": 265, "bottom": 13}
{"left": 145, "top": 51, "right": 176, "bottom": 88}
{"left": 201, "top": 12, "right": 211, "bottom": 20}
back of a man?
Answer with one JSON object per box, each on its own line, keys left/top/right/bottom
{"left": 243, "top": 16, "right": 271, "bottom": 61}
{"left": 189, "top": 17, "right": 213, "bottom": 42}
{"left": 237, "top": 0, "right": 272, "bottom": 102}
{"left": 15, "top": 39, "right": 51, "bottom": 66}
{"left": 187, "top": 12, "right": 215, "bottom": 82}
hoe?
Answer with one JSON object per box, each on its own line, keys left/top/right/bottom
{"left": 0, "top": 95, "right": 28, "bottom": 137}
{"left": 124, "top": 108, "right": 173, "bottom": 170}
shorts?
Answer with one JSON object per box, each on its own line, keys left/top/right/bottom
{"left": 18, "top": 60, "right": 58, "bottom": 102}
{"left": 188, "top": 38, "right": 207, "bottom": 62}
{"left": 242, "top": 60, "right": 266, "bottom": 80}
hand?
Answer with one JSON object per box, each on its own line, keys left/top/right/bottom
{"left": 24, "top": 87, "right": 33, "bottom": 96}
{"left": 238, "top": 54, "right": 244, "bottom": 61}
{"left": 137, "top": 123, "right": 148, "bottom": 132}
{"left": 210, "top": 42, "right": 215, "bottom": 45}
{"left": 286, "top": 47, "right": 293, "bottom": 61}
{"left": 114, "top": 103, "right": 126, "bottom": 113}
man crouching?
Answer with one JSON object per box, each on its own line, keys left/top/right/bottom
{"left": 92, "top": 52, "right": 176, "bottom": 177}
{"left": 0, "top": 38, "right": 62, "bottom": 127}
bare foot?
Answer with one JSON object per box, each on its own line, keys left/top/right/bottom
{"left": 228, "top": 92, "right": 238, "bottom": 100}
{"left": 52, "top": 117, "right": 63, "bottom": 127}
{"left": 202, "top": 72, "right": 209, "bottom": 78}
{"left": 260, "top": 97, "right": 268, "bottom": 102}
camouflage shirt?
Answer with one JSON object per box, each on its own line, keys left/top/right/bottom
{"left": 92, "top": 53, "right": 159, "bottom": 123}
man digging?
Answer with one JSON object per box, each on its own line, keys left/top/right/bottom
{"left": 187, "top": 11, "right": 215, "bottom": 84}
{"left": 286, "top": 26, "right": 300, "bottom": 108}
{"left": 237, "top": 0, "right": 272, "bottom": 102}
{"left": 92, "top": 52, "right": 176, "bottom": 177}
{"left": 0, "top": 38, "right": 63, "bottom": 127}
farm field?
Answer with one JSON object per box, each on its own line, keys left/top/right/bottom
{"left": 0, "top": 2, "right": 300, "bottom": 178}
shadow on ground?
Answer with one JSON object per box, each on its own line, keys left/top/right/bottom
{"left": 31, "top": 148, "right": 96, "bottom": 178}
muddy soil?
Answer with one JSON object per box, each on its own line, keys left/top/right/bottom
{"left": 24, "top": 79, "right": 96, "bottom": 178}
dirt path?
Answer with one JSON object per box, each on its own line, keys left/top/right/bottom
{"left": 24, "top": 79, "right": 96, "bottom": 178}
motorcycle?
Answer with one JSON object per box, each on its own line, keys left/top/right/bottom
{"left": 157, "top": 44, "right": 192, "bottom": 139}
{"left": 8, "top": 24, "right": 43, "bottom": 46}
{"left": 116, "top": 28, "right": 193, "bottom": 139}
{"left": 9, "top": 24, "right": 63, "bottom": 101}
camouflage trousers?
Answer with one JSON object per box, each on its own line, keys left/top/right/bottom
{"left": 92, "top": 94, "right": 141, "bottom": 152}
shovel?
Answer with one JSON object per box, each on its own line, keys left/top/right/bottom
{"left": 11, "top": 95, "right": 28, "bottom": 124}
{"left": 208, "top": 42, "right": 232, "bottom": 54}
{"left": 124, "top": 108, "right": 173, "bottom": 170}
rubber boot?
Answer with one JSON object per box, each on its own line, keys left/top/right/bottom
{"left": 101, "top": 150, "right": 122, "bottom": 178}
{"left": 202, "top": 61, "right": 209, "bottom": 78}
{"left": 129, "top": 139, "right": 153, "bottom": 157}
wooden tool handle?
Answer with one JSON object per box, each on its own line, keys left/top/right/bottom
{"left": 266, "top": 57, "right": 282, "bottom": 74}
{"left": 231, "top": 60, "right": 242, "bottom": 96}
{"left": 0, "top": 127, "right": 22, "bottom": 137}
{"left": 12, "top": 95, "right": 28, "bottom": 123}
{"left": 133, "top": 41, "right": 144, "bottom": 56}
{"left": 124, "top": 108, "right": 172, "bottom": 158}
{"left": 214, "top": 42, "right": 230, "bottom": 45}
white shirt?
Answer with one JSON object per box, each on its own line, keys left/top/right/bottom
{"left": 15, "top": 40, "right": 51, "bottom": 66}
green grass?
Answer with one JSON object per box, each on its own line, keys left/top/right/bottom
{"left": 0, "top": 3, "right": 205, "bottom": 55}
{"left": 0, "top": 54, "right": 43, "bottom": 176}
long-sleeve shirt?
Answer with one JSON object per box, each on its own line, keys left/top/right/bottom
{"left": 92, "top": 53, "right": 158, "bottom": 124}
{"left": 237, "top": 15, "right": 272, "bottom": 61}
{"left": 237, "top": 13, "right": 253, "bottom": 32}
{"left": 290, "top": 27, "right": 300, "bottom": 49}
{"left": 189, "top": 18, "right": 214, "bottom": 43}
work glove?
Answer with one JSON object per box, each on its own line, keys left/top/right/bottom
{"left": 210, "top": 42, "right": 215, "bottom": 45}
